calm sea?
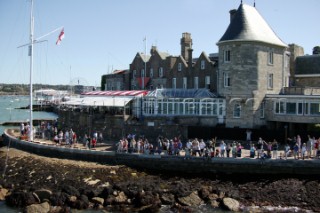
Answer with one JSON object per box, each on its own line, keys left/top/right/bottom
{"left": 0, "top": 95, "right": 58, "bottom": 134}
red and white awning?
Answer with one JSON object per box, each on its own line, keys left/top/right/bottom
{"left": 82, "top": 90, "right": 148, "bottom": 97}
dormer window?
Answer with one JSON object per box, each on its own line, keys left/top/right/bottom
{"left": 201, "top": 60, "right": 205, "bottom": 70}
{"left": 224, "top": 50, "right": 231, "bottom": 62}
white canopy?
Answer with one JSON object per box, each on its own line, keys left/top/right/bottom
{"left": 62, "top": 96, "right": 134, "bottom": 107}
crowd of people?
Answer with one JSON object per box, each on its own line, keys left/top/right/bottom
{"left": 20, "top": 121, "right": 104, "bottom": 149}
{"left": 20, "top": 122, "right": 320, "bottom": 160}
{"left": 116, "top": 133, "right": 320, "bottom": 160}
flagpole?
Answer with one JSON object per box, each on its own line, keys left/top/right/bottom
{"left": 29, "top": 0, "right": 34, "bottom": 141}
{"left": 143, "top": 36, "right": 147, "bottom": 90}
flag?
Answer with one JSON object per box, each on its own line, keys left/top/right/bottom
{"left": 56, "top": 28, "right": 65, "bottom": 45}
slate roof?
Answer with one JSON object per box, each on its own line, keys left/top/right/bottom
{"left": 295, "top": 55, "right": 320, "bottom": 75}
{"left": 217, "top": 4, "right": 287, "bottom": 47}
{"left": 146, "top": 89, "right": 217, "bottom": 98}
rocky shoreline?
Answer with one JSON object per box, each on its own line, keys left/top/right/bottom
{"left": 0, "top": 147, "right": 319, "bottom": 213}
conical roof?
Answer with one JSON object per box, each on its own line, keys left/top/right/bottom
{"left": 217, "top": 4, "right": 287, "bottom": 47}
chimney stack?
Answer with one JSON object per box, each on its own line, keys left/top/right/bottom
{"left": 180, "top": 32, "right": 192, "bottom": 62}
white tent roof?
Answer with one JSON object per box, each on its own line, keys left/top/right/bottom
{"left": 62, "top": 96, "right": 134, "bottom": 107}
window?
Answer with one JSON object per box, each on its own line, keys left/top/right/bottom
{"left": 172, "top": 78, "right": 176, "bottom": 89}
{"left": 178, "top": 63, "right": 182, "bottom": 71}
{"left": 310, "top": 103, "right": 320, "bottom": 115}
{"left": 260, "top": 102, "right": 265, "bottom": 118}
{"left": 141, "top": 69, "right": 145, "bottom": 77}
{"left": 286, "top": 102, "right": 296, "bottom": 114}
{"left": 201, "top": 60, "right": 205, "bottom": 70}
{"left": 224, "top": 50, "right": 231, "bottom": 62}
{"left": 159, "top": 67, "right": 163, "bottom": 77}
{"left": 268, "top": 73, "right": 273, "bottom": 89}
{"left": 223, "top": 72, "right": 230, "bottom": 87}
{"left": 133, "top": 70, "right": 136, "bottom": 78}
{"left": 268, "top": 51, "right": 274, "bottom": 65}
{"left": 183, "top": 77, "right": 187, "bottom": 89}
{"left": 194, "top": 77, "right": 198, "bottom": 89}
{"left": 233, "top": 103, "right": 241, "bottom": 118}
{"left": 150, "top": 68, "right": 153, "bottom": 78}
{"left": 205, "top": 76, "right": 210, "bottom": 89}
{"left": 275, "top": 100, "right": 285, "bottom": 114}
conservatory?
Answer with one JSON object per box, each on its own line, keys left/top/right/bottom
{"left": 141, "top": 89, "right": 226, "bottom": 117}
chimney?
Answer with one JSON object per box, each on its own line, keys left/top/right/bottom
{"left": 229, "top": 9, "right": 237, "bottom": 22}
{"left": 150, "top": 46, "right": 157, "bottom": 55}
{"left": 180, "top": 32, "right": 192, "bottom": 61}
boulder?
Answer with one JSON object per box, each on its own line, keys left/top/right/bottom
{"left": 25, "top": 202, "right": 50, "bottom": 213}
{"left": 177, "top": 191, "right": 203, "bottom": 206}
{"left": 34, "top": 189, "right": 52, "bottom": 202}
{"left": 222, "top": 197, "right": 240, "bottom": 212}
{"left": 160, "top": 193, "right": 175, "bottom": 205}
{"left": 6, "top": 190, "right": 37, "bottom": 207}
{"left": 0, "top": 188, "right": 9, "bottom": 201}
{"left": 91, "top": 197, "right": 104, "bottom": 205}
{"left": 114, "top": 191, "right": 127, "bottom": 203}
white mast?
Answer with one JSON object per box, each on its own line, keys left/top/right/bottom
{"left": 29, "top": 0, "right": 34, "bottom": 141}
{"left": 143, "top": 36, "right": 147, "bottom": 90}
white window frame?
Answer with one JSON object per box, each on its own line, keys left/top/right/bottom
{"left": 201, "top": 60, "right": 205, "bottom": 70}
{"left": 223, "top": 72, "right": 230, "bottom": 87}
{"left": 205, "top": 76, "right": 210, "bottom": 89}
{"left": 178, "top": 63, "right": 182, "bottom": 71}
{"left": 268, "top": 51, "right": 274, "bottom": 65}
{"left": 194, "top": 77, "right": 199, "bottom": 89}
{"left": 268, "top": 73, "right": 273, "bottom": 89}
{"left": 224, "top": 50, "right": 231, "bottom": 62}
{"left": 233, "top": 102, "right": 241, "bottom": 118}
{"left": 183, "top": 77, "right": 187, "bottom": 89}
{"left": 172, "top": 78, "right": 176, "bottom": 89}
{"left": 159, "top": 67, "right": 163, "bottom": 77}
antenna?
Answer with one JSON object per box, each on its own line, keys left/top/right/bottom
{"left": 241, "top": 0, "right": 243, "bottom": 4}
{"left": 254, "top": 0, "right": 256, "bottom": 7}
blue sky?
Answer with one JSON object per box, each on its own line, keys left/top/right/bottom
{"left": 0, "top": 0, "right": 319, "bottom": 87}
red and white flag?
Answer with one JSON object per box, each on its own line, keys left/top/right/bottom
{"left": 56, "top": 28, "right": 65, "bottom": 45}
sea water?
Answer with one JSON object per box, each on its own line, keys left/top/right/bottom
{"left": 0, "top": 95, "right": 58, "bottom": 134}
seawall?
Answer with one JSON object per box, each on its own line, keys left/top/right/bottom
{"left": 2, "top": 131, "right": 320, "bottom": 176}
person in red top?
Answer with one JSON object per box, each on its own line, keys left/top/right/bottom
{"left": 91, "top": 137, "right": 97, "bottom": 148}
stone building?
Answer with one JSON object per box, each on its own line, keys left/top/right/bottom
{"left": 61, "top": 2, "right": 319, "bottom": 142}
{"left": 216, "top": 3, "right": 290, "bottom": 129}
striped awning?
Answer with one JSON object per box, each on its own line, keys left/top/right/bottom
{"left": 82, "top": 90, "right": 148, "bottom": 96}
{"left": 62, "top": 96, "right": 134, "bottom": 107}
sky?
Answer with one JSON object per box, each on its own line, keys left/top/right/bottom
{"left": 0, "top": 0, "right": 319, "bottom": 87}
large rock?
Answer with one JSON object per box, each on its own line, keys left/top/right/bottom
{"left": 223, "top": 197, "right": 240, "bottom": 212}
{"left": 91, "top": 197, "right": 104, "bottom": 205}
{"left": 25, "top": 202, "right": 50, "bottom": 213}
{"left": 0, "top": 188, "right": 9, "bottom": 201}
{"left": 6, "top": 190, "right": 38, "bottom": 207}
{"left": 34, "top": 189, "right": 52, "bottom": 202}
{"left": 177, "top": 191, "right": 203, "bottom": 206}
{"left": 114, "top": 191, "right": 127, "bottom": 203}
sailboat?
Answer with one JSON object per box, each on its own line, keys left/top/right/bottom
{"left": 18, "top": 0, "right": 64, "bottom": 141}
